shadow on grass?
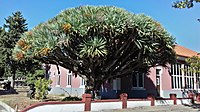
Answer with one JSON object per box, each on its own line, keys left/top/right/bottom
{"left": 183, "top": 103, "right": 200, "bottom": 111}
{"left": 0, "top": 88, "right": 18, "bottom": 95}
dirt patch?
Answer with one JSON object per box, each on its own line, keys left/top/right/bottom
{"left": 0, "top": 88, "right": 69, "bottom": 111}
{"left": 0, "top": 92, "right": 39, "bottom": 110}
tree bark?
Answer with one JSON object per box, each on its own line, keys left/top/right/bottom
{"left": 11, "top": 70, "right": 16, "bottom": 88}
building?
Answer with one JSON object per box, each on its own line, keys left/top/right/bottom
{"left": 49, "top": 65, "right": 85, "bottom": 97}
{"left": 49, "top": 45, "right": 200, "bottom": 98}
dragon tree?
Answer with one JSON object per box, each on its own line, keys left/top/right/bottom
{"left": 13, "top": 6, "right": 176, "bottom": 96}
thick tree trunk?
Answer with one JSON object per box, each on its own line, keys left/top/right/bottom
{"left": 92, "top": 80, "right": 102, "bottom": 99}
{"left": 11, "top": 71, "right": 16, "bottom": 88}
{"left": 12, "top": 74, "right": 15, "bottom": 88}
{"left": 85, "top": 78, "right": 102, "bottom": 99}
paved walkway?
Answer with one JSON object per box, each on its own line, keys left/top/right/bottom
{"left": 101, "top": 105, "right": 200, "bottom": 112}
{"left": 0, "top": 105, "right": 8, "bottom": 112}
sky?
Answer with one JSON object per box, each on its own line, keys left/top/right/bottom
{"left": 0, "top": 0, "right": 200, "bottom": 52}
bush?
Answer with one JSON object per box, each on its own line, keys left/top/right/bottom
{"left": 62, "top": 96, "right": 82, "bottom": 101}
{"left": 34, "top": 78, "right": 52, "bottom": 100}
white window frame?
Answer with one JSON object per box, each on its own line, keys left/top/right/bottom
{"left": 52, "top": 71, "right": 56, "bottom": 77}
{"left": 171, "top": 64, "right": 183, "bottom": 90}
{"left": 56, "top": 73, "right": 61, "bottom": 87}
{"left": 184, "top": 65, "right": 194, "bottom": 89}
{"left": 80, "top": 78, "right": 85, "bottom": 88}
{"left": 156, "top": 67, "right": 163, "bottom": 86}
{"left": 66, "top": 70, "right": 72, "bottom": 88}
{"left": 196, "top": 72, "right": 200, "bottom": 90}
{"left": 113, "top": 78, "right": 121, "bottom": 90}
{"left": 171, "top": 64, "right": 198, "bottom": 90}
{"left": 132, "top": 72, "right": 145, "bottom": 90}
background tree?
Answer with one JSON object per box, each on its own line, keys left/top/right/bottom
{"left": 173, "top": 0, "right": 200, "bottom": 8}
{"left": 13, "top": 6, "right": 176, "bottom": 96}
{"left": 26, "top": 69, "right": 45, "bottom": 85}
{"left": 2, "top": 11, "right": 28, "bottom": 87}
{"left": 0, "top": 12, "right": 42, "bottom": 88}
{"left": 0, "top": 27, "right": 7, "bottom": 77}
{"left": 185, "top": 56, "right": 200, "bottom": 73}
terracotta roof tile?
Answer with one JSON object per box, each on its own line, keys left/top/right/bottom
{"left": 174, "top": 45, "right": 200, "bottom": 58}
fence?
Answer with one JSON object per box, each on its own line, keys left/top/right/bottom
{"left": 20, "top": 93, "right": 194, "bottom": 112}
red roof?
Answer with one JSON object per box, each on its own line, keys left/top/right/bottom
{"left": 174, "top": 45, "right": 200, "bottom": 58}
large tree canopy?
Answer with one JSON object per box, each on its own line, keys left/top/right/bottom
{"left": 173, "top": 0, "right": 200, "bottom": 8}
{"left": 13, "top": 6, "right": 176, "bottom": 91}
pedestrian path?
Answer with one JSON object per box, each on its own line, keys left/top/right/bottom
{"left": 0, "top": 101, "right": 14, "bottom": 112}
{"left": 101, "top": 105, "right": 199, "bottom": 112}
{"left": 0, "top": 105, "right": 8, "bottom": 112}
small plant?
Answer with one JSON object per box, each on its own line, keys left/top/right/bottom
{"left": 59, "top": 93, "right": 65, "bottom": 96}
{"left": 62, "top": 96, "right": 82, "bottom": 101}
{"left": 34, "top": 78, "right": 52, "bottom": 100}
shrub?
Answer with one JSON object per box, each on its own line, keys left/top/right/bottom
{"left": 62, "top": 96, "right": 82, "bottom": 101}
{"left": 34, "top": 78, "right": 52, "bottom": 100}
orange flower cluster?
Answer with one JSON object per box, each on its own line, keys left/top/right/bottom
{"left": 15, "top": 52, "right": 24, "bottom": 60}
{"left": 27, "top": 31, "right": 32, "bottom": 36}
{"left": 22, "top": 45, "right": 31, "bottom": 51}
{"left": 155, "top": 22, "right": 162, "bottom": 30}
{"left": 62, "top": 23, "right": 72, "bottom": 32}
{"left": 17, "top": 40, "right": 31, "bottom": 51}
{"left": 17, "top": 40, "right": 26, "bottom": 48}
{"left": 39, "top": 48, "right": 51, "bottom": 56}
{"left": 83, "top": 13, "right": 91, "bottom": 18}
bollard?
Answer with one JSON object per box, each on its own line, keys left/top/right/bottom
{"left": 120, "top": 93, "right": 128, "bottom": 109}
{"left": 147, "top": 94, "right": 155, "bottom": 106}
{"left": 170, "top": 94, "right": 177, "bottom": 105}
{"left": 82, "top": 94, "right": 92, "bottom": 111}
{"left": 196, "top": 93, "right": 200, "bottom": 102}
{"left": 188, "top": 93, "right": 195, "bottom": 104}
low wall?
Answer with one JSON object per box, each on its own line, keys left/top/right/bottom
{"left": 21, "top": 102, "right": 84, "bottom": 112}
{"left": 155, "top": 99, "right": 174, "bottom": 106}
{"left": 127, "top": 100, "right": 151, "bottom": 108}
{"left": 177, "top": 98, "right": 192, "bottom": 105}
{"left": 91, "top": 100, "right": 122, "bottom": 111}
{"left": 20, "top": 93, "right": 194, "bottom": 112}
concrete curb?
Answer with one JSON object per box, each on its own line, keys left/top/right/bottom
{"left": 0, "top": 101, "right": 15, "bottom": 112}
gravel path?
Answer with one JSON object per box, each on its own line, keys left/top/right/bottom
{"left": 101, "top": 105, "right": 200, "bottom": 112}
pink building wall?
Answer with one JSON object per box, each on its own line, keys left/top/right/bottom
{"left": 49, "top": 65, "right": 83, "bottom": 88}
{"left": 49, "top": 64, "right": 174, "bottom": 98}
{"left": 145, "top": 67, "right": 157, "bottom": 90}
{"left": 146, "top": 66, "right": 172, "bottom": 91}
{"left": 160, "top": 67, "right": 172, "bottom": 90}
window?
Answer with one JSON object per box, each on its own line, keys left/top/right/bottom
{"left": 81, "top": 78, "right": 85, "bottom": 86}
{"left": 67, "top": 70, "right": 72, "bottom": 86}
{"left": 156, "top": 69, "right": 161, "bottom": 86}
{"left": 113, "top": 78, "right": 121, "bottom": 90}
{"left": 184, "top": 65, "right": 194, "bottom": 89}
{"left": 171, "top": 64, "right": 183, "bottom": 89}
{"left": 171, "top": 64, "right": 199, "bottom": 90}
{"left": 196, "top": 71, "right": 200, "bottom": 89}
{"left": 56, "top": 74, "right": 60, "bottom": 86}
{"left": 52, "top": 71, "right": 56, "bottom": 77}
{"left": 132, "top": 72, "right": 144, "bottom": 88}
